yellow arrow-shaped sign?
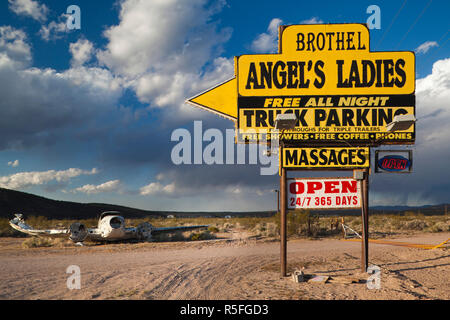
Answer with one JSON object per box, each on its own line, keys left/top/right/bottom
{"left": 186, "top": 77, "right": 237, "bottom": 120}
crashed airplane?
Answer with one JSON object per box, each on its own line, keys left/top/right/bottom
{"left": 9, "top": 211, "right": 208, "bottom": 243}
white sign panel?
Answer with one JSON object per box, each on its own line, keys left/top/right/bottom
{"left": 287, "top": 178, "right": 361, "bottom": 210}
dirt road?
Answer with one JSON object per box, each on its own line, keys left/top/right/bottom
{"left": 0, "top": 233, "right": 448, "bottom": 300}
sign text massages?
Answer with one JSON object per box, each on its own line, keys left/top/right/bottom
{"left": 187, "top": 24, "right": 416, "bottom": 145}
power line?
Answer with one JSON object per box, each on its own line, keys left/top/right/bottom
{"left": 376, "top": 0, "right": 408, "bottom": 49}
{"left": 437, "top": 29, "right": 450, "bottom": 44}
{"left": 424, "top": 29, "right": 450, "bottom": 64}
{"left": 396, "top": 0, "right": 433, "bottom": 49}
{"left": 433, "top": 30, "right": 450, "bottom": 55}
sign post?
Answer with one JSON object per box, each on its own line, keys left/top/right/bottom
{"left": 187, "top": 22, "right": 416, "bottom": 276}
{"left": 280, "top": 162, "right": 287, "bottom": 277}
{"left": 361, "top": 167, "right": 369, "bottom": 272}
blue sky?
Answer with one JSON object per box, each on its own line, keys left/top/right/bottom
{"left": 0, "top": 0, "right": 449, "bottom": 212}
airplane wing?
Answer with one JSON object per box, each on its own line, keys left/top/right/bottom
{"left": 151, "top": 224, "right": 209, "bottom": 234}
{"left": 9, "top": 214, "right": 68, "bottom": 238}
{"left": 9, "top": 214, "right": 98, "bottom": 242}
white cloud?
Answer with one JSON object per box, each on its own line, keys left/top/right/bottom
{"left": 139, "top": 182, "right": 175, "bottom": 196}
{"left": 39, "top": 14, "right": 69, "bottom": 41}
{"left": 73, "top": 179, "right": 121, "bottom": 194}
{"left": 250, "top": 18, "right": 283, "bottom": 53}
{"left": 0, "top": 26, "right": 32, "bottom": 68}
{"left": 8, "top": 0, "right": 48, "bottom": 22}
{"left": 0, "top": 64, "right": 123, "bottom": 148}
{"left": 0, "top": 26, "right": 124, "bottom": 149}
{"left": 250, "top": 17, "right": 323, "bottom": 54}
{"left": 70, "top": 38, "right": 94, "bottom": 67}
{"left": 0, "top": 168, "right": 97, "bottom": 189}
{"left": 224, "top": 185, "right": 272, "bottom": 197}
{"left": 371, "top": 57, "right": 450, "bottom": 205}
{"left": 134, "top": 56, "right": 234, "bottom": 109}
{"left": 97, "top": 0, "right": 232, "bottom": 113}
{"left": 300, "top": 17, "right": 324, "bottom": 24}
{"left": 415, "top": 58, "right": 450, "bottom": 144}
{"left": 7, "top": 160, "right": 19, "bottom": 167}
{"left": 155, "top": 173, "right": 165, "bottom": 181}
{"left": 415, "top": 41, "right": 438, "bottom": 54}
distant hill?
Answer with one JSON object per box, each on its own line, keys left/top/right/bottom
{"left": 0, "top": 187, "right": 168, "bottom": 219}
{"left": 0, "top": 187, "right": 447, "bottom": 220}
{"left": 0, "top": 188, "right": 274, "bottom": 219}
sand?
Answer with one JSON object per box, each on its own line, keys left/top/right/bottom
{"left": 0, "top": 232, "right": 448, "bottom": 300}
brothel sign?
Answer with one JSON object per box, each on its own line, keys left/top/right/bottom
{"left": 187, "top": 23, "right": 415, "bottom": 145}
{"left": 287, "top": 177, "right": 362, "bottom": 210}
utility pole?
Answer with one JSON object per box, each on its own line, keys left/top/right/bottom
{"left": 274, "top": 189, "right": 280, "bottom": 214}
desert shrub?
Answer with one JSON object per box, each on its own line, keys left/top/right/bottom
{"left": 425, "top": 221, "right": 450, "bottom": 233}
{"left": 251, "top": 222, "right": 279, "bottom": 237}
{"left": 207, "top": 226, "right": 220, "bottom": 233}
{"left": 287, "top": 210, "right": 311, "bottom": 236}
{"left": 222, "top": 222, "right": 234, "bottom": 231}
{"left": 152, "top": 231, "right": 187, "bottom": 242}
{"left": 22, "top": 237, "right": 54, "bottom": 248}
{"left": 402, "top": 219, "right": 428, "bottom": 230}
{"left": 388, "top": 214, "right": 404, "bottom": 229}
{"left": 0, "top": 218, "right": 23, "bottom": 237}
{"left": 190, "top": 230, "right": 214, "bottom": 241}
{"left": 264, "top": 222, "right": 279, "bottom": 237}
{"left": 404, "top": 211, "right": 425, "bottom": 219}
{"left": 26, "top": 216, "right": 52, "bottom": 229}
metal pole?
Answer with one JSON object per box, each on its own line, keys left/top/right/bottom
{"left": 280, "top": 165, "right": 287, "bottom": 277}
{"left": 361, "top": 167, "right": 369, "bottom": 273}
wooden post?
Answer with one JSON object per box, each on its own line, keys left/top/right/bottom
{"left": 276, "top": 189, "right": 280, "bottom": 214}
{"left": 280, "top": 143, "right": 287, "bottom": 277}
{"left": 361, "top": 167, "right": 369, "bottom": 273}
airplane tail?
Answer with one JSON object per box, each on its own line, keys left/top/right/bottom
{"left": 9, "top": 214, "right": 68, "bottom": 237}
{"left": 9, "top": 214, "right": 34, "bottom": 233}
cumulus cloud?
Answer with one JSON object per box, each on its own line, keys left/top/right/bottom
{"left": 8, "top": 0, "right": 48, "bottom": 22}
{"left": 139, "top": 181, "right": 175, "bottom": 196}
{"left": 0, "top": 26, "right": 123, "bottom": 150}
{"left": 249, "top": 16, "right": 323, "bottom": 54}
{"left": 250, "top": 18, "right": 283, "bottom": 53}
{"left": 415, "top": 41, "right": 438, "bottom": 54}
{"left": 224, "top": 185, "right": 272, "bottom": 197}
{"left": 0, "top": 65, "right": 123, "bottom": 149}
{"left": 7, "top": 160, "right": 19, "bottom": 167}
{"left": 415, "top": 58, "right": 450, "bottom": 145}
{"left": 250, "top": 17, "right": 323, "bottom": 53}
{"left": 370, "top": 57, "right": 450, "bottom": 205}
{"left": 73, "top": 179, "right": 122, "bottom": 194}
{"left": 0, "top": 26, "right": 32, "bottom": 68}
{"left": 0, "top": 168, "right": 97, "bottom": 189}
{"left": 300, "top": 17, "right": 324, "bottom": 24}
{"left": 97, "top": 0, "right": 233, "bottom": 113}
{"left": 69, "top": 38, "right": 94, "bottom": 67}
{"left": 39, "top": 14, "right": 70, "bottom": 41}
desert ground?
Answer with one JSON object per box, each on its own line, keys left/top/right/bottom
{"left": 0, "top": 231, "right": 448, "bottom": 300}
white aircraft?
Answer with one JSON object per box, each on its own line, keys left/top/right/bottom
{"left": 9, "top": 211, "right": 208, "bottom": 243}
